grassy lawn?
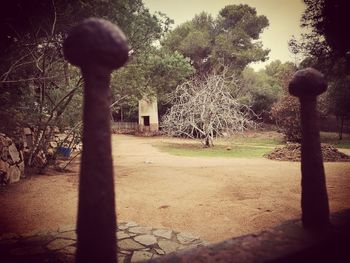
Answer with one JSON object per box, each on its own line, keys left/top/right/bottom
{"left": 154, "top": 132, "right": 284, "bottom": 158}
{"left": 154, "top": 131, "right": 350, "bottom": 158}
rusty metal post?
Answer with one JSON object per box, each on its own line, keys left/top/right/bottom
{"left": 63, "top": 18, "right": 128, "bottom": 262}
{"left": 289, "top": 67, "right": 330, "bottom": 229}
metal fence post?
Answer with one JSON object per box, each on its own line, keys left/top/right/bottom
{"left": 63, "top": 18, "right": 128, "bottom": 263}
{"left": 289, "top": 67, "right": 330, "bottom": 229}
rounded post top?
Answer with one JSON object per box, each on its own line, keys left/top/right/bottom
{"left": 63, "top": 18, "right": 129, "bottom": 71}
{"left": 289, "top": 68, "right": 327, "bottom": 97}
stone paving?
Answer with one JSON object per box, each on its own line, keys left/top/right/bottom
{"left": 0, "top": 221, "right": 207, "bottom": 263}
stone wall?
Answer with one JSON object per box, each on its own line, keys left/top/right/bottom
{"left": 0, "top": 133, "right": 24, "bottom": 185}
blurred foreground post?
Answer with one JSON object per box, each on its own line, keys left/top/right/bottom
{"left": 289, "top": 68, "right": 330, "bottom": 229}
{"left": 63, "top": 18, "right": 128, "bottom": 262}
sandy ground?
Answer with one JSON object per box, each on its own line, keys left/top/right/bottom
{"left": 1, "top": 134, "right": 350, "bottom": 243}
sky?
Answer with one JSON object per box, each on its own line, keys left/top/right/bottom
{"left": 143, "top": 0, "right": 306, "bottom": 70}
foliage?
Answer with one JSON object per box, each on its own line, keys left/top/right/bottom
{"left": 269, "top": 63, "right": 300, "bottom": 142}
{"left": 0, "top": 0, "right": 178, "bottom": 168}
{"left": 161, "top": 73, "right": 256, "bottom": 147}
{"left": 326, "top": 76, "right": 350, "bottom": 139}
{"left": 271, "top": 96, "right": 301, "bottom": 142}
{"left": 240, "top": 60, "right": 296, "bottom": 119}
{"left": 289, "top": 0, "right": 350, "bottom": 139}
{"left": 162, "top": 5, "right": 269, "bottom": 74}
{"left": 111, "top": 49, "right": 195, "bottom": 121}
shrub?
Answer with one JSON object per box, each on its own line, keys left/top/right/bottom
{"left": 271, "top": 95, "right": 301, "bottom": 142}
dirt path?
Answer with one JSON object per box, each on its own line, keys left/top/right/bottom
{"left": 1, "top": 135, "right": 350, "bottom": 243}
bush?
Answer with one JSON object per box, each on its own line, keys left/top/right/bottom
{"left": 271, "top": 95, "right": 301, "bottom": 142}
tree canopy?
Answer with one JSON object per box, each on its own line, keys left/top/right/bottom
{"left": 162, "top": 4, "right": 269, "bottom": 74}
{"left": 289, "top": 0, "right": 350, "bottom": 138}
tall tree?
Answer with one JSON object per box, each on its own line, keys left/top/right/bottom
{"left": 289, "top": 0, "right": 350, "bottom": 138}
{"left": 162, "top": 4, "right": 269, "bottom": 74}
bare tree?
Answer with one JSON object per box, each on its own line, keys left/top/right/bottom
{"left": 161, "top": 73, "right": 256, "bottom": 147}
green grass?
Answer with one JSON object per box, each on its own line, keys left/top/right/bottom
{"left": 154, "top": 131, "right": 350, "bottom": 158}
{"left": 154, "top": 133, "right": 284, "bottom": 158}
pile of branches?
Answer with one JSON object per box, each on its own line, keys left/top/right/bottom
{"left": 265, "top": 143, "right": 350, "bottom": 162}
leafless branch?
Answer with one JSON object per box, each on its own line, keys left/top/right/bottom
{"left": 161, "top": 73, "right": 257, "bottom": 146}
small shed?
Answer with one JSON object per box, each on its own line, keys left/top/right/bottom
{"left": 138, "top": 97, "right": 159, "bottom": 132}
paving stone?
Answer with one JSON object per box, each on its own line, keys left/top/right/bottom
{"left": 177, "top": 232, "right": 199, "bottom": 244}
{"left": 153, "top": 229, "right": 173, "bottom": 239}
{"left": 57, "top": 231, "right": 77, "bottom": 240}
{"left": 158, "top": 240, "right": 181, "bottom": 254}
{"left": 118, "top": 254, "right": 126, "bottom": 263}
{"left": 119, "top": 250, "right": 132, "bottom": 255}
{"left": 131, "top": 251, "right": 154, "bottom": 262}
{"left": 10, "top": 245, "right": 46, "bottom": 256}
{"left": 154, "top": 248, "right": 165, "bottom": 255}
{"left": 125, "top": 221, "right": 138, "bottom": 228}
{"left": 47, "top": 239, "right": 75, "bottom": 250}
{"left": 134, "top": 235, "right": 157, "bottom": 246}
{"left": 58, "top": 225, "right": 76, "bottom": 232}
{"left": 24, "top": 235, "right": 55, "bottom": 245}
{"left": 117, "top": 231, "right": 130, "bottom": 240}
{"left": 61, "top": 245, "right": 76, "bottom": 255}
{"left": 129, "top": 226, "right": 152, "bottom": 234}
{"left": 118, "top": 225, "right": 128, "bottom": 230}
{"left": 21, "top": 230, "right": 39, "bottom": 238}
{"left": 36, "top": 229, "right": 54, "bottom": 236}
{"left": 118, "top": 238, "right": 145, "bottom": 250}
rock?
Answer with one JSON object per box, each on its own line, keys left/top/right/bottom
{"left": 119, "top": 250, "right": 132, "bottom": 255}
{"left": 8, "top": 165, "right": 21, "bottom": 183}
{"left": 129, "top": 226, "right": 152, "bottom": 234}
{"left": 154, "top": 248, "right": 165, "bottom": 255}
{"left": 61, "top": 245, "right": 76, "bottom": 255}
{"left": 8, "top": 144, "right": 21, "bottom": 163}
{"left": 118, "top": 225, "right": 128, "bottom": 230}
{"left": 18, "top": 159, "right": 25, "bottom": 174}
{"left": 153, "top": 229, "right": 172, "bottom": 239}
{"left": 49, "top": 141, "right": 58, "bottom": 148}
{"left": 58, "top": 224, "right": 75, "bottom": 232}
{"left": 125, "top": 221, "right": 138, "bottom": 228}
{"left": 134, "top": 235, "right": 157, "bottom": 246}
{"left": 118, "top": 238, "right": 145, "bottom": 250}
{"left": 117, "top": 231, "right": 130, "bottom": 240}
{"left": 0, "top": 159, "right": 9, "bottom": 173}
{"left": 158, "top": 240, "right": 180, "bottom": 254}
{"left": 118, "top": 254, "right": 126, "bottom": 263}
{"left": 177, "top": 232, "right": 199, "bottom": 244}
{"left": 23, "top": 128, "right": 32, "bottom": 135}
{"left": 57, "top": 231, "right": 76, "bottom": 240}
{"left": 47, "top": 239, "right": 75, "bottom": 250}
{"left": 131, "top": 251, "right": 154, "bottom": 262}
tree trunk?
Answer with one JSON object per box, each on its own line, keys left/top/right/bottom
{"left": 339, "top": 115, "right": 344, "bottom": 140}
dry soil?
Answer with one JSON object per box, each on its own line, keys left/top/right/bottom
{"left": 0, "top": 135, "right": 349, "bottom": 243}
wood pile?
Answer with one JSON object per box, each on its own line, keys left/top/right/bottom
{"left": 0, "top": 133, "right": 25, "bottom": 185}
{"left": 265, "top": 143, "right": 350, "bottom": 162}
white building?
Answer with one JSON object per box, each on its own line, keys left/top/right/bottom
{"left": 138, "top": 97, "right": 159, "bottom": 132}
